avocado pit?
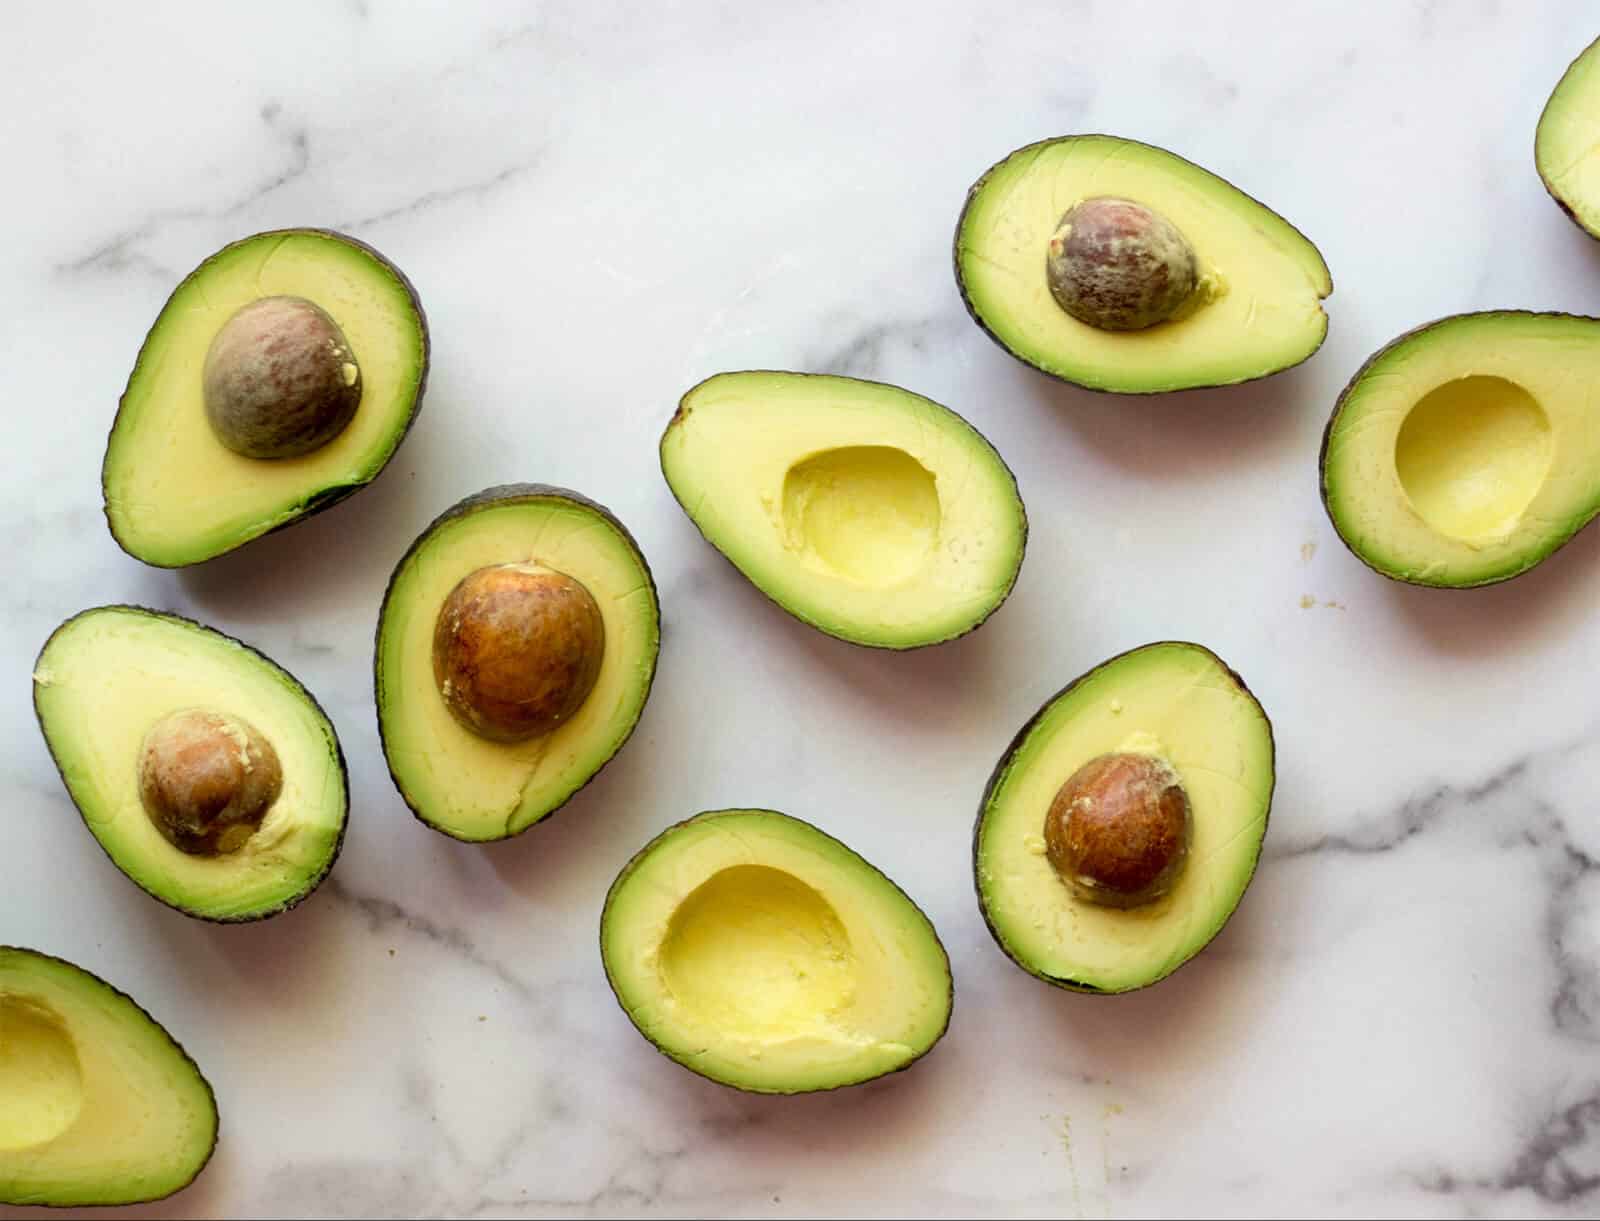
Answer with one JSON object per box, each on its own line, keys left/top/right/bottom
{"left": 137, "top": 708, "right": 283, "bottom": 856}
{"left": 1046, "top": 197, "right": 1198, "bottom": 331}
{"left": 432, "top": 563, "right": 606, "bottom": 743}
{"left": 1044, "top": 752, "right": 1191, "bottom": 908}
{"left": 202, "top": 295, "right": 362, "bottom": 459}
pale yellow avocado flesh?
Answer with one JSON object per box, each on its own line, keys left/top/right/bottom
{"left": 956, "top": 135, "right": 1331, "bottom": 393}
{"left": 376, "top": 493, "right": 659, "bottom": 841}
{"left": 1536, "top": 36, "right": 1600, "bottom": 239}
{"left": 33, "top": 607, "right": 346, "bottom": 920}
{"left": 0, "top": 948, "right": 215, "bottom": 1207}
{"left": 602, "top": 810, "right": 952, "bottom": 1093}
{"left": 1322, "top": 312, "right": 1600, "bottom": 586}
{"left": 977, "top": 643, "right": 1273, "bottom": 994}
{"left": 104, "top": 230, "right": 426, "bottom": 567}
{"left": 662, "top": 372, "right": 1026, "bottom": 648}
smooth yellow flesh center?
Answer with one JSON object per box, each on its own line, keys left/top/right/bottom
{"left": 781, "top": 446, "right": 941, "bottom": 585}
{"left": 1394, "top": 375, "right": 1553, "bottom": 543}
{"left": 0, "top": 996, "right": 84, "bottom": 1151}
{"left": 659, "top": 866, "right": 857, "bottom": 1037}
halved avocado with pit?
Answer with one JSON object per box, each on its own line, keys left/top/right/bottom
{"left": 601, "top": 809, "right": 952, "bottom": 1093}
{"left": 103, "top": 228, "right": 428, "bottom": 567}
{"left": 0, "top": 946, "right": 217, "bottom": 1207}
{"left": 1321, "top": 311, "right": 1600, "bottom": 587}
{"left": 33, "top": 606, "right": 348, "bottom": 922}
{"left": 375, "top": 485, "right": 660, "bottom": 842}
{"left": 1536, "top": 36, "right": 1600, "bottom": 240}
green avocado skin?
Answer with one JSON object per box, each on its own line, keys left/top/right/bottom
{"left": 1537, "top": 36, "right": 1600, "bottom": 242}
{"left": 32, "top": 605, "right": 349, "bottom": 923}
{"left": 952, "top": 134, "right": 1332, "bottom": 396}
{"left": 373, "top": 483, "right": 662, "bottom": 842}
{"left": 972, "top": 641, "right": 1275, "bottom": 994}
{"left": 1319, "top": 310, "right": 1600, "bottom": 589}
{"left": 0, "top": 945, "right": 219, "bottom": 1208}
{"left": 102, "top": 227, "right": 430, "bottom": 568}
{"left": 600, "top": 808, "right": 955, "bottom": 1094}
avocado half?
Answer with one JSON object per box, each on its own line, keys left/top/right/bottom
{"left": 1536, "top": 36, "right": 1600, "bottom": 240}
{"left": 103, "top": 228, "right": 429, "bottom": 567}
{"left": 974, "top": 642, "right": 1274, "bottom": 994}
{"left": 34, "top": 606, "right": 349, "bottom": 922}
{"left": 954, "top": 134, "right": 1332, "bottom": 394}
{"left": 1321, "top": 311, "right": 1600, "bottom": 588}
{"left": 601, "top": 809, "right": 952, "bottom": 1094}
{"left": 661, "top": 371, "right": 1027, "bottom": 649}
{"left": 0, "top": 946, "right": 217, "bottom": 1207}
{"left": 375, "top": 484, "right": 661, "bottom": 842}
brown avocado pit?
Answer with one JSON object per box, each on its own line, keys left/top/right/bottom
{"left": 432, "top": 563, "right": 606, "bottom": 743}
{"left": 1044, "top": 752, "right": 1191, "bottom": 908}
{"left": 1046, "top": 197, "right": 1198, "bottom": 332}
{"left": 202, "top": 295, "right": 362, "bottom": 459}
{"left": 137, "top": 708, "right": 283, "bottom": 855}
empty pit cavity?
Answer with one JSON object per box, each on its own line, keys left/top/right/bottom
{"left": 781, "top": 446, "right": 940, "bottom": 585}
{"left": 0, "top": 995, "right": 84, "bottom": 1150}
{"left": 1394, "top": 376, "right": 1552, "bottom": 543}
{"left": 660, "top": 866, "right": 856, "bottom": 1037}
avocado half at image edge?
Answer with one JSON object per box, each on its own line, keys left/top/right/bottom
{"left": 34, "top": 606, "right": 349, "bottom": 922}
{"left": 954, "top": 134, "right": 1332, "bottom": 394}
{"left": 103, "top": 228, "right": 429, "bottom": 568}
{"left": 1536, "top": 36, "right": 1600, "bottom": 240}
{"left": 1320, "top": 311, "right": 1600, "bottom": 588}
{"left": 375, "top": 484, "right": 661, "bottom": 842}
{"left": 661, "top": 371, "right": 1027, "bottom": 649}
{"left": 974, "top": 642, "right": 1274, "bottom": 995}
{"left": 0, "top": 946, "right": 217, "bottom": 1207}
{"left": 601, "top": 808, "right": 953, "bottom": 1094}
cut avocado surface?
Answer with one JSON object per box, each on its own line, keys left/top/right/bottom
{"left": 376, "top": 485, "right": 660, "bottom": 842}
{"left": 104, "top": 228, "right": 428, "bottom": 567}
{"left": 661, "top": 371, "right": 1027, "bottom": 649}
{"left": 34, "top": 606, "right": 348, "bottom": 921}
{"left": 1536, "top": 36, "right": 1600, "bottom": 239}
{"left": 0, "top": 946, "right": 216, "bottom": 1207}
{"left": 601, "top": 809, "right": 952, "bottom": 1093}
{"left": 955, "top": 134, "right": 1331, "bottom": 393}
{"left": 975, "top": 642, "right": 1273, "bottom": 994}
{"left": 1321, "top": 311, "right": 1600, "bottom": 588}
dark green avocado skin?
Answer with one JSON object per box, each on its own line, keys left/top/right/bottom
{"left": 1319, "top": 310, "right": 1600, "bottom": 589}
{"left": 952, "top": 134, "right": 1332, "bottom": 396}
{"left": 0, "top": 945, "right": 219, "bottom": 1208}
{"left": 1537, "top": 37, "right": 1600, "bottom": 242}
{"left": 102, "top": 227, "right": 431, "bottom": 568}
{"left": 373, "top": 483, "right": 662, "bottom": 843}
{"left": 972, "top": 641, "right": 1275, "bottom": 994}
{"left": 660, "top": 371, "right": 1029, "bottom": 651}
{"left": 32, "top": 605, "right": 349, "bottom": 924}
{"left": 600, "top": 808, "right": 954, "bottom": 1094}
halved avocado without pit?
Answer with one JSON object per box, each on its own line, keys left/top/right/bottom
{"left": 0, "top": 946, "right": 217, "bottom": 1207}
{"left": 601, "top": 809, "right": 952, "bottom": 1093}
{"left": 1536, "top": 35, "right": 1600, "bottom": 240}
{"left": 103, "top": 228, "right": 428, "bottom": 567}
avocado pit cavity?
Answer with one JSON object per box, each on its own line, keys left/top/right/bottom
{"left": 780, "top": 445, "right": 941, "bottom": 586}
{"left": 432, "top": 563, "right": 606, "bottom": 743}
{"left": 1047, "top": 197, "right": 1199, "bottom": 331}
{"left": 138, "top": 708, "right": 283, "bottom": 856}
{"left": 1045, "top": 752, "right": 1191, "bottom": 908}
{"left": 0, "top": 995, "right": 84, "bottom": 1152}
{"left": 202, "top": 295, "right": 362, "bottom": 459}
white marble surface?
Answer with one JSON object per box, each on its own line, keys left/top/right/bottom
{"left": 4, "top": 2, "right": 1600, "bottom": 1216}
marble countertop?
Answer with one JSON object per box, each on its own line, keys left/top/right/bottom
{"left": 5, "top": 2, "right": 1600, "bottom": 1217}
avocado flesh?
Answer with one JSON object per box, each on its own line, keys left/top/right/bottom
{"left": 601, "top": 809, "right": 952, "bottom": 1093}
{"left": 0, "top": 947, "right": 216, "bottom": 1207}
{"left": 661, "top": 372, "right": 1027, "bottom": 649}
{"left": 33, "top": 606, "right": 347, "bottom": 921}
{"left": 1536, "top": 37, "right": 1600, "bottom": 239}
{"left": 376, "top": 485, "right": 660, "bottom": 842}
{"left": 1321, "top": 312, "right": 1600, "bottom": 588}
{"left": 975, "top": 642, "right": 1273, "bottom": 994}
{"left": 956, "top": 135, "right": 1331, "bottom": 393}
{"left": 104, "top": 229, "right": 427, "bottom": 567}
